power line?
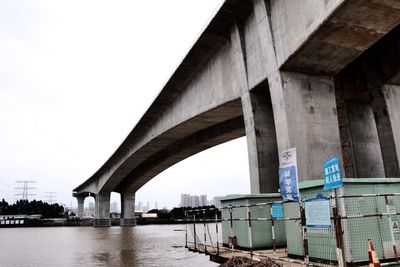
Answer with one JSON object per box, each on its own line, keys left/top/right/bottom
{"left": 45, "top": 191, "right": 57, "bottom": 204}
{"left": 14, "top": 180, "right": 36, "bottom": 200}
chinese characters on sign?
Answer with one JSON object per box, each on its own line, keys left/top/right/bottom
{"left": 305, "top": 196, "right": 331, "bottom": 228}
{"left": 323, "top": 156, "right": 343, "bottom": 191}
{"left": 279, "top": 148, "right": 300, "bottom": 202}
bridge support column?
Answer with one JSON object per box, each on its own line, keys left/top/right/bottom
{"left": 345, "top": 102, "right": 385, "bottom": 177}
{"left": 120, "top": 192, "right": 136, "bottom": 227}
{"left": 268, "top": 71, "right": 342, "bottom": 181}
{"left": 362, "top": 61, "right": 400, "bottom": 177}
{"left": 383, "top": 84, "right": 400, "bottom": 175}
{"left": 335, "top": 60, "right": 400, "bottom": 178}
{"left": 76, "top": 196, "right": 85, "bottom": 218}
{"left": 94, "top": 191, "right": 111, "bottom": 227}
{"left": 253, "top": 0, "right": 342, "bottom": 182}
{"left": 242, "top": 88, "right": 279, "bottom": 193}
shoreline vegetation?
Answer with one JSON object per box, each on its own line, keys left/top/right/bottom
{"left": 0, "top": 200, "right": 221, "bottom": 228}
{"left": 0, "top": 217, "right": 221, "bottom": 228}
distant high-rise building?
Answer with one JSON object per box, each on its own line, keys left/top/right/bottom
{"left": 191, "top": 195, "right": 200, "bottom": 208}
{"left": 181, "top": 194, "right": 211, "bottom": 208}
{"left": 200, "top": 195, "right": 207, "bottom": 207}
{"left": 88, "top": 201, "right": 95, "bottom": 209}
{"left": 180, "top": 194, "right": 191, "bottom": 207}
{"left": 147, "top": 201, "right": 150, "bottom": 211}
{"left": 138, "top": 201, "right": 143, "bottom": 211}
{"left": 155, "top": 201, "right": 158, "bottom": 210}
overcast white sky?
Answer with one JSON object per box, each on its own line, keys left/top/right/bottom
{"left": 0, "top": 0, "right": 250, "bottom": 209}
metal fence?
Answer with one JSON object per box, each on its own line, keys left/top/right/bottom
{"left": 183, "top": 193, "right": 400, "bottom": 266}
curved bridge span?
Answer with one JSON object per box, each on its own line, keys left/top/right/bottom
{"left": 73, "top": 0, "right": 400, "bottom": 226}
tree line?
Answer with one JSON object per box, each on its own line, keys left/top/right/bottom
{"left": 0, "top": 199, "right": 65, "bottom": 218}
{"left": 147, "top": 205, "right": 220, "bottom": 220}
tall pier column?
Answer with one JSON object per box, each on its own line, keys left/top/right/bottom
{"left": 76, "top": 196, "right": 85, "bottom": 218}
{"left": 242, "top": 88, "right": 279, "bottom": 193}
{"left": 384, "top": 84, "right": 400, "bottom": 174}
{"left": 94, "top": 191, "right": 111, "bottom": 227}
{"left": 252, "top": 0, "right": 342, "bottom": 182}
{"left": 334, "top": 57, "right": 400, "bottom": 178}
{"left": 269, "top": 72, "right": 342, "bottom": 181}
{"left": 230, "top": 14, "right": 279, "bottom": 193}
{"left": 363, "top": 62, "right": 400, "bottom": 177}
{"left": 120, "top": 192, "right": 136, "bottom": 226}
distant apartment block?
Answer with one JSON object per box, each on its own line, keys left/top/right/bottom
{"left": 180, "top": 194, "right": 209, "bottom": 208}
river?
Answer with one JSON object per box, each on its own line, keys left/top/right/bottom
{"left": 0, "top": 224, "right": 219, "bottom": 266}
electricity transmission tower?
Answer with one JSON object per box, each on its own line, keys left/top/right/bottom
{"left": 14, "top": 180, "right": 36, "bottom": 200}
{"left": 45, "top": 192, "right": 57, "bottom": 204}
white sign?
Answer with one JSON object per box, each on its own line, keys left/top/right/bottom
{"left": 280, "top": 148, "right": 297, "bottom": 167}
{"left": 305, "top": 197, "right": 331, "bottom": 228}
{"left": 393, "top": 221, "right": 400, "bottom": 234}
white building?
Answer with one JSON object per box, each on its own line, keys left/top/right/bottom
{"left": 200, "top": 195, "right": 207, "bottom": 206}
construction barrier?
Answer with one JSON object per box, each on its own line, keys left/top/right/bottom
{"left": 183, "top": 192, "right": 400, "bottom": 266}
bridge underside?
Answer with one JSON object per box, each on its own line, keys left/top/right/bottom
{"left": 73, "top": 0, "right": 400, "bottom": 226}
{"left": 114, "top": 100, "right": 245, "bottom": 193}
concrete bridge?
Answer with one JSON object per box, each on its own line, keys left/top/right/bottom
{"left": 73, "top": 0, "right": 400, "bottom": 226}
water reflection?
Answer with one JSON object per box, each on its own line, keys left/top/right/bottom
{"left": 0, "top": 225, "right": 217, "bottom": 266}
{"left": 118, "top": 228, "right": 137, "bottom": 265}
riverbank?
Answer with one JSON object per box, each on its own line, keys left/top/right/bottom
{"left": 0, "top": 218, "right": 94, "bottom": 228}
{"left": 0, "top": 217, "right": 221, "bottom": 227}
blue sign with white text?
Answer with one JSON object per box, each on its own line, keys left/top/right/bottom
{"left": 279, "top": 165, "right": 300, "bottom": 202}
{"left": 271, "top": 203, "right": 283, "bottom": 220}
{"left": 323, "top": 156, "right": 343, "bottom": 191}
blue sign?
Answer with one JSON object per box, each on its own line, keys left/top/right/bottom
{"left": 305, "top": 196, "right": 331, "bottom": 228}
{"left": 323, "top": 156, "right": 343, "bottom": 191}
{"left": 271, "top": 203, "right": 283, "bottom": 220}
{"left": 279, "top": 165, "right": 300, "bottom": 202}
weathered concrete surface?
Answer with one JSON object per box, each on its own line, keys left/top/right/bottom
{"left": 334, "top": 25, "right": 400, "bottom": 178}
{"left": 120, "top": 192, "right": 136, "bottom": 226}
{"left": 76, "top": 196, "right": 85, "bottom": 219}
{"left": 281, "top": 0, "right": 400, "bottom": 75}
{"left": 347, "top": 102, "right": 385, "bottom": 178}
{"left": 271, "top": 71, "right": 342, "bottom": 180}
{"left": 94, "top": 192, "right": 111, "bottom": 227}
{"left": 116, "top": 115, "right": 245, "bottom": 193}
{"left": 253, "top": 0, "right": 342, "bottom": 181}
{"left": 73, "top": 0, "right": 400, "bottom": 225}
{"left": 384, "top": 85, "right": 400, "bottom": 170}
{"left": 242, "top": 87, "right": 279, "bottom": 193}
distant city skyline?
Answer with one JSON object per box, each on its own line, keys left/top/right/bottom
{"left": 180, "top": 193, "right": 221, "bottom": 208}
{"left": 2, "top": 177, "right": 229, "bottom": 210}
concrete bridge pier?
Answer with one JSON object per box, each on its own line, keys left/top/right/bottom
{"left": 94, "top": 191, "right": 111, "bottom": 227}
{"left": 120, "top": 192, "right": 136, "bottom": 226}
{"left": 251, "top": 0, "right": 342, "bottom": 183}
{"left": 242, "top": 87, "right": 279, "bottom": 193}
{"left": 268, "top": 71, "right": 342, "bottom": 181}
{"left": 76, "top": 196, "right": 85, "bottom": 218}
{"left": 383, "top": 84, "right": 400, "bottom": 171}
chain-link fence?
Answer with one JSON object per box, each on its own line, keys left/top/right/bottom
{"left": 183, "top": 193, "right": 400, "bottom": 266}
